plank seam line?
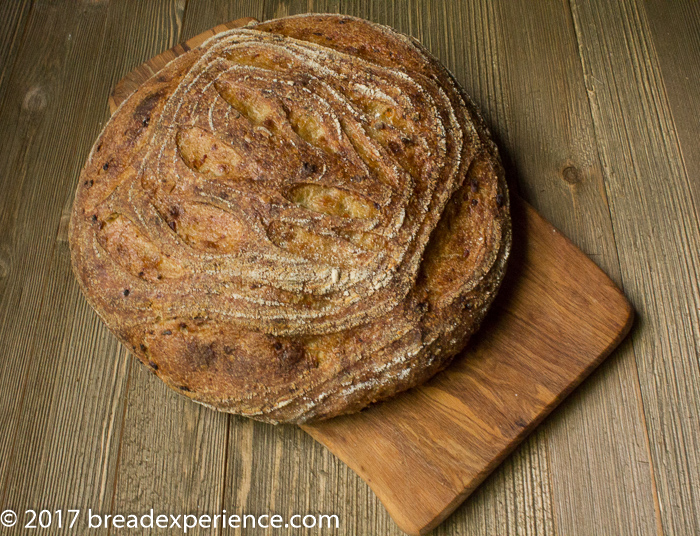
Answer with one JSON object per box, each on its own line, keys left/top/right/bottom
{"left": 219, "top": 414, "right": 231, "bottom": 536}
{"left": 106, "top": 354, "right": 132, "bottom": 536}
{"left": 544, "top": 430, "right": 560, "bottom": 536}
{"left": 178, "top": 0, "right": 191, "bottom": 42}
{"left": 565, "top": 1, "right": 664, "bottom": 535}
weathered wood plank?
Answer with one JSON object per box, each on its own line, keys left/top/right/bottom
{"left": 0, "top": 0, "right": 31, "bottom": 109}
{"left": 470, "top": 2, "right": 662, "bottom": 535}
{"left": 109, "top": 16, "right": 256, "bottom": 114}
{"left": 0, "top": 0, "right": 30, "bottom": 68}
{"left": 641, "top": 0, "right": 700, "bottom": 221}
{"left": 180, "top": 0, "right": 264, "bottom": 40}
{"left": 0, "top": 0, "right": 126, "bottom": 516}
{"left": 569, "top": 0, "right": 700, "bottom": 534}
{"left": 95, "top": 1, "right": 228, "bottom": 529}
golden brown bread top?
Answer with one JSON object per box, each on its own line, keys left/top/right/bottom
{"left": 69, "top": 14, "right": 511, "bottom": 423}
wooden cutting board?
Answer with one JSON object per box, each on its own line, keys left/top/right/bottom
{"left": 109, "top": 18, "right": 633, "bottom": 536}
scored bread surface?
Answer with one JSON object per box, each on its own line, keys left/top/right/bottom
{"left": 69, "top": 14, "right": 511, "bottom": 424}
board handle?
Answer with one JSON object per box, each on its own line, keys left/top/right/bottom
{"left": 108, "top": 17, "right": 258, "bottom": 114}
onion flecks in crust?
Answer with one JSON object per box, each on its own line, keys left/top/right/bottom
{"left": 69, "top": 14, "right": 511, "bottom": 424}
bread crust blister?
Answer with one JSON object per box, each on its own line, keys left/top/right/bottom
{"left": 69, "top": 14, "right": 511, "bottom": 424}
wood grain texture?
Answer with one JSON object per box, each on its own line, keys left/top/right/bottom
{"left": 641, "top": 0, "right": 700, "bottom": 222}
{"left": 0, "top": 0, "right": 121, "bottom": 517}
{"left": 108, "top": 16, "right": 256, "bottom": 113}
{"left": 179, "top": 0, "right": 264, "bottom": 40}
{"left": 0, "top": 0, "right": 31, "bottom": 110}
{"left": 569, "top": 0, "right": 700, "bottom": 534}
{"left": 455, "top": 2, "right": 662, "bottom": 535}
{"left": 106, "top": 0, "right": 186, "bottom": 93}
{"left": 1, "top": 1, "right": 697, "bottom": 535}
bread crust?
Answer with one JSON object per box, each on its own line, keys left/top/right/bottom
{"left": 69, "top": 14, "right": 511, "bottom": 424}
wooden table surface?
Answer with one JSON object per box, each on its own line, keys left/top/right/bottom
{"left": 0, "top": 1, "right": 698, "bottom": 534}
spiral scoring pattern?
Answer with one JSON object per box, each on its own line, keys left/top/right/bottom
{"left": 137, "top": 26, "right": 467, "bottom": 333}
{"left": 70, "top": 15, "right": 510, "bottom": 423}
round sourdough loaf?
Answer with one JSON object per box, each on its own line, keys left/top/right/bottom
{"left": 69, "top": 14, "right": 511, "bottom": 423}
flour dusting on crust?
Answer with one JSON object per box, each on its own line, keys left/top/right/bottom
{"left": 69, "top": 14, "right": 511, "bottom": 424}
